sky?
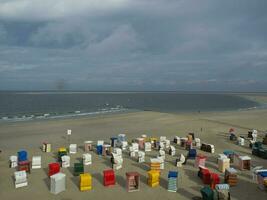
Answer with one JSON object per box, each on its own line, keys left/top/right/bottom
{"left": 0, "top": 0, "right": 267, "bottom": 91}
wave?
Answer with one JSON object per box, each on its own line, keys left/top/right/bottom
{"left": 0, "top": 107, "right": 129, "bottom": 123}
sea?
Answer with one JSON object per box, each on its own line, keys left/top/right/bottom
{"left": 0, "top": 91, "right": 260, "bottom": 122}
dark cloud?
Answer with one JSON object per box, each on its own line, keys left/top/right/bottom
{"left": 0, "top": 0, "right": 267, "bottom": 91}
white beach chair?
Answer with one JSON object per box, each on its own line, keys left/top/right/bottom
{"left": 69, "top": 144, "right": 77, "bottom": 154}
{"left": 176, "top": 154, "right": 186, "bottom": 167}
{"left": 50, "top": 173, "right": 66, "bottom": 194}
{"left": 61, "top": 155, "right": 70, "bottom": 168}
{"left": 32, "top": 156, "right": 41, "bottom": 169}
{"left": 9, "top": 155, "right": 18, "bottom": 168}
{"left": 14, "top": 171, "right": 28, "bottom": 188}
{"left": 138, "top": 151, "right": 145, "bottom": 163}
{"left": 83, "top": 153, "right": 92, "bottom": 166}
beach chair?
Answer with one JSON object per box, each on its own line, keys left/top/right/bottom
{"left": 61, "top": 155, "right": 70, "bottom": 168}
{"left": 18, "top": 150, "right": 28, "bottom": 162}
{"left": 80, "top": 173, "right": 92, "bottom": 191}
{"left": 169, "top": 145, "right": 176, "bottom": 156}
{"left": 69, "top": 144, "right": 77, "bottom": 154}
{"left": 103, "top": 169, "right": 115, "bottom": 186}
{"left": 14, "top": 170, "right": 27, "bottom": 188}
{"left": 168, "top": 171, "right": 178, "bottom": 192}
{"left": 234, "top": 155, "right": 251, "bottom": 170}
{"left": 84, "top": 141, "right": 93, "bottom": 152}
{"left": 49, "top": 162, "right": 60, "bottom": 177}
{"left": 9, "top": 155, "right": 18, "bottom": 168}
{"left": 195, "top": 154, "right": 207, "bottom": 168}
{"left": 144, "top": 142, "right": 152, "bottom": 152}
{"left": 126, "top": 172, "right": 140, "bottom": 192}
{"left": 218, "top": 158, "right": 230, "bottom": 173}
{"left": 148, "top": 170, "right": 160, "bottom": 187}
{"left": 159, "top": 149, "right": 165, "bottom": 160}
{"left": 58, "top": 148, "right": 67, "bottom": 162}
{"left": 138, "top": 151, "right": 145, "bottom": 163}
{"left": 42, "top": 142, "right": 51, "bottom": 152}
{"left": 214, "top": 184, "right": 230, "bottom": 200}
{"left": 74, "top": 162, "right": 84, "bottom": 176}
{"left": 31, "top": 156, "right": 41, "bottom": 169}
{"left": 251, "top": 166, "right": 264, "bottom": 182}
{"left": 187, "top": 148, "right": 197, "bottom": 159}
{"left": 200, "top": 186, "right": 214, "bottom": 200}
{"left": 224, "top": 167, "right": 237, "bottom": 187}
{"left": 173, "top": 136, "right": 181, "bottom": 145}
{"left": 83, "top": 153, "right": 92, "bottom": 165}
{"left": 110, "top": 137, "right": 118, "bottom": 148}
{"left": 50, "top": 173, "right": 66, "bottom": 194}
{"left": 195, "top": 138, "right": 201, "bottom": 148}
{"left": 176, "top": 154, "right": 186, "bottom": 167}
{"left": 18, "top": 160, "right": 31, "bottom": 173}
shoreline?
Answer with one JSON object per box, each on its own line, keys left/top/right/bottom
{"left": 1, "top": 105, "right": 265, "bottom": 126}
{"left": 1, "top": 92, "right": 264, "bottom": 124}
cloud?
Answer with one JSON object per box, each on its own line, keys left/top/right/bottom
{"left": 30, "top": 20, "right": 95, "bottom": 47}
{"left": 0, "top": 1, "right": 267, "bottom": 91}
{"left": 0, "top": 0, "right": 129, "bottom": 21}
{"left": 86, "top": 24, "right": 143, "bottom": 57}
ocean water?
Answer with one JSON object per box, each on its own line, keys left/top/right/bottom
{"left": 0, "top": 91, "right": 259, "bottom": 122}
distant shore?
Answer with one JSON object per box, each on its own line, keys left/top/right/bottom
{"left": 0, "top": 92, "right": 261, "bottom": 123}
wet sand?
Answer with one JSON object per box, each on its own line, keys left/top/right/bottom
{"left": 0, "top": 107, "right": 267, "bottom": 200}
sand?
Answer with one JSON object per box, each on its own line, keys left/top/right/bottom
{"left": 1, "top": 101, "right": 267, "bottom": 199}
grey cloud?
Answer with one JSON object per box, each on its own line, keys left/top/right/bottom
{"left": 0, "top": 0, "right": 129, "bottom": 21}
{"left": 86, "top": 24, "right": 144, "bottom": 58}
{"left": 0, "top": 1, "right": 267, "bottom": 91}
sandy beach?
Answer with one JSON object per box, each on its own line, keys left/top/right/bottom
{"left": 1, "top": 100, "right": 267, "bottom": 200}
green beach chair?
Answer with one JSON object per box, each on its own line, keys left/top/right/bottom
{"left": 200, "top": 186, "right": 214, "bottom": 200}
{"left": 74, "top": 163, "right": 84, "bottom": 176}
